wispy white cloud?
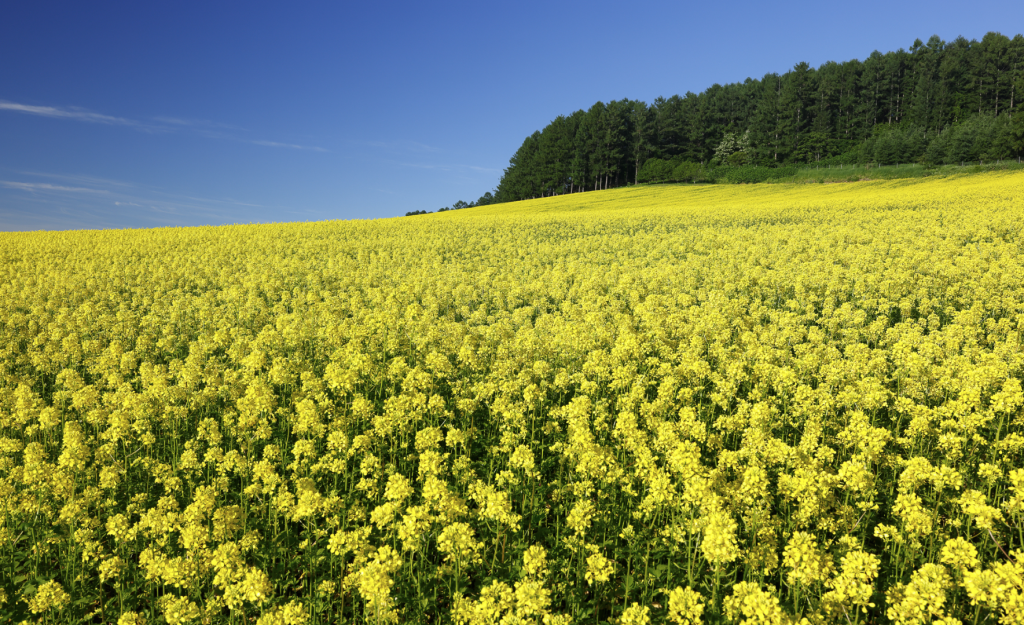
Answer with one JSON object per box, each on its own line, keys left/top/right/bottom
{"left": 1, "top": 181, "right": 109, "bottom": 193}
{"left": 251, "top": 140, "right": 328, "bottom": 152}
{"left": 368, "top": 140, "right": 441, "bottom": 154}
{"left": 396, "top": 161, "right": 500, "bottom": 174}
{"left": 184, "top": 196, "right": 266, "bottom": 208}
{"left": 1, "top": 100, "right": 326, "bottom": 153}
{"left": 153, "top": 116, "right": 195, "bottom": 126}
{"left": 19, "top": 171, "right": 134, "bottom": 187}
{"left": 154, "top": 116, "right": 247, "bottom": 132}
{"left": 0, "top": 170, "right": 271, "bottom": 230}
{"left": 0, "top": 100, "right": 139, "bottom": 126}
{"left": 397, "top": 162, "right": 451, "bottom": 171}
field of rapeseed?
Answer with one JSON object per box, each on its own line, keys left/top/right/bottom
{"left": 3, "top": 171, "right": 1024, "bottom": 624}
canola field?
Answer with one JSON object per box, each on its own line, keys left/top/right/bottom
{"left": 3, "top": 172, "right": 1024, "bottom": 625}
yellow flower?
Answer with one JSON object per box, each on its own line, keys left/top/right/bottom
{"left": 106, "top": 513, "right": 136, "bottom": 544}
{"left": 701, "top": 509, "right": 739, "bottom": 566}
{"left": 566, "top": 499, "right": 596, "bottom": 537}
{"left": 224, "top": 567, "right": 274, "bottom": 608}
{"left": 354, "top": 546, "right": 403, "bottom": 624}
{"left": 585, "top": 551, "right": 614, "bottom": 585}
{"left": 256, "top": 600, "right": 308, "bottom": 625}
{"left": 509, "top": 445, "right": 537, "bottom": 476}
{"left": 724, "top": 582, "right": 786, "bottom": 625}
{"left": 116, "top": 612, "right": 147, "bottom": 625}
{"left": 451, "top": 581, "right": 514, "bottom": 625}
{"left": 783, "top": 531, "right": 833, "bottom": 587}
{"left": 958, "top": 490, "right": 1004, "bottom": 531}
{"left": 962, "top": 569, "right": 1000, "bottom": 608}
{"left": 469, "top": 480, "right": 521, "bottom": 531}
{"left": 27, "top": 580, "right": 70, "bottom": 614}
{"left": 939, "top": 536, "right": 979, "bottom": 571}
{"left": 522, "top": 545, "right": 548, "bottom": 579}
{"left": 397, "top": 505, "right": 432, "bottom": 551}
{"left": 620, "top": 602, "right": 651, "bottom": 625}
{"left": 99, "top": 556, "right": 124, "bottom": 583}
{"left": 384, "top": 473, "right": 414, "bottom": 503}
{"left": 437, "top": 522, "right": 482, "bottom": 565}
{"left": 822, "top": 549, "right": 880, "bottom": 615}
{"left": 885, "top": 563, "right": 952, "bottom": 625}
{"left": 4, "top": 157, "right": 1024, "bottom": 625}
{"left": 515, "top": 579, "right": 551, "bottom": 617}
{"left": 665, "top": 586, "right": 704, "bottom": 625}
{"left": 158, "top": 595, "right": 201, "bottom": 625}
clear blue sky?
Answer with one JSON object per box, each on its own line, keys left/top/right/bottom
{"left": 2, "top": 1, "right": 1021, "bottom": 231}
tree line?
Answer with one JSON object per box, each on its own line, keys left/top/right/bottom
{"left": 404, "top": 192, "right": 497, "bottom": 217}
{"left": 487, "top": 32, "right": 1024, "bottom": 203}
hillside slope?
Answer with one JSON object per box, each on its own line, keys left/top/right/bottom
{"left": 446, "top": 169, "right": 1024, "bottom": 219}
{"left": 1, "top": 172, "right": 1024, "bottom": 623}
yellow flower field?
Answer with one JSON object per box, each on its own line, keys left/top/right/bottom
{"left": 2, "top": 171, "right": 1024, "bottom": 624}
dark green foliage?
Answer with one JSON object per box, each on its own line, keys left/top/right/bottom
{"left": 494, "top": 31, "right": 1024, "bottom": 202}
{"left": 1013, "top": 111, "right": 1024, "bottom": 155}
{"left": 638, "top": 161, "right": 797, "bottom": 185}
{"left": 406, "top": 192, "right": 497, "bottom": 217}
{"left": 711, "top": 165, "right": 800, "bottom": 184}
{"left": 636, "top": 158, "right": 674, "bottom": 183}
{"left": 637, "top": 158, "right": 710, "bottom": 184}
{"left": 920, "top": 115, "right": 1017, "bottom": 164}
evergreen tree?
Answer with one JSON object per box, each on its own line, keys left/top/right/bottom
{"left": 629, "top": 101, "right": 655, "bottom": 184}
{"left": 780, "top": 62, "right": 814, "bottom": 162}
{"left": 490, "top": 31, "right": 1024, "bottom": 203}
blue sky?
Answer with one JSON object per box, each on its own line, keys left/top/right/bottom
{"left": 2, "top": 1, "right": 1022, "bottom": 231}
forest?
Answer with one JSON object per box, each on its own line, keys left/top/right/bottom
{"left": 488, "top": 32, "right": 1024, "bottom": 203}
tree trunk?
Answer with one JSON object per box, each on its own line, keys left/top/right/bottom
{"left": 1011, "top": 64, "right": 1017, "bottom": 112}
{"left": 888, "top": 72, "right": 893, "bottom": 125}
